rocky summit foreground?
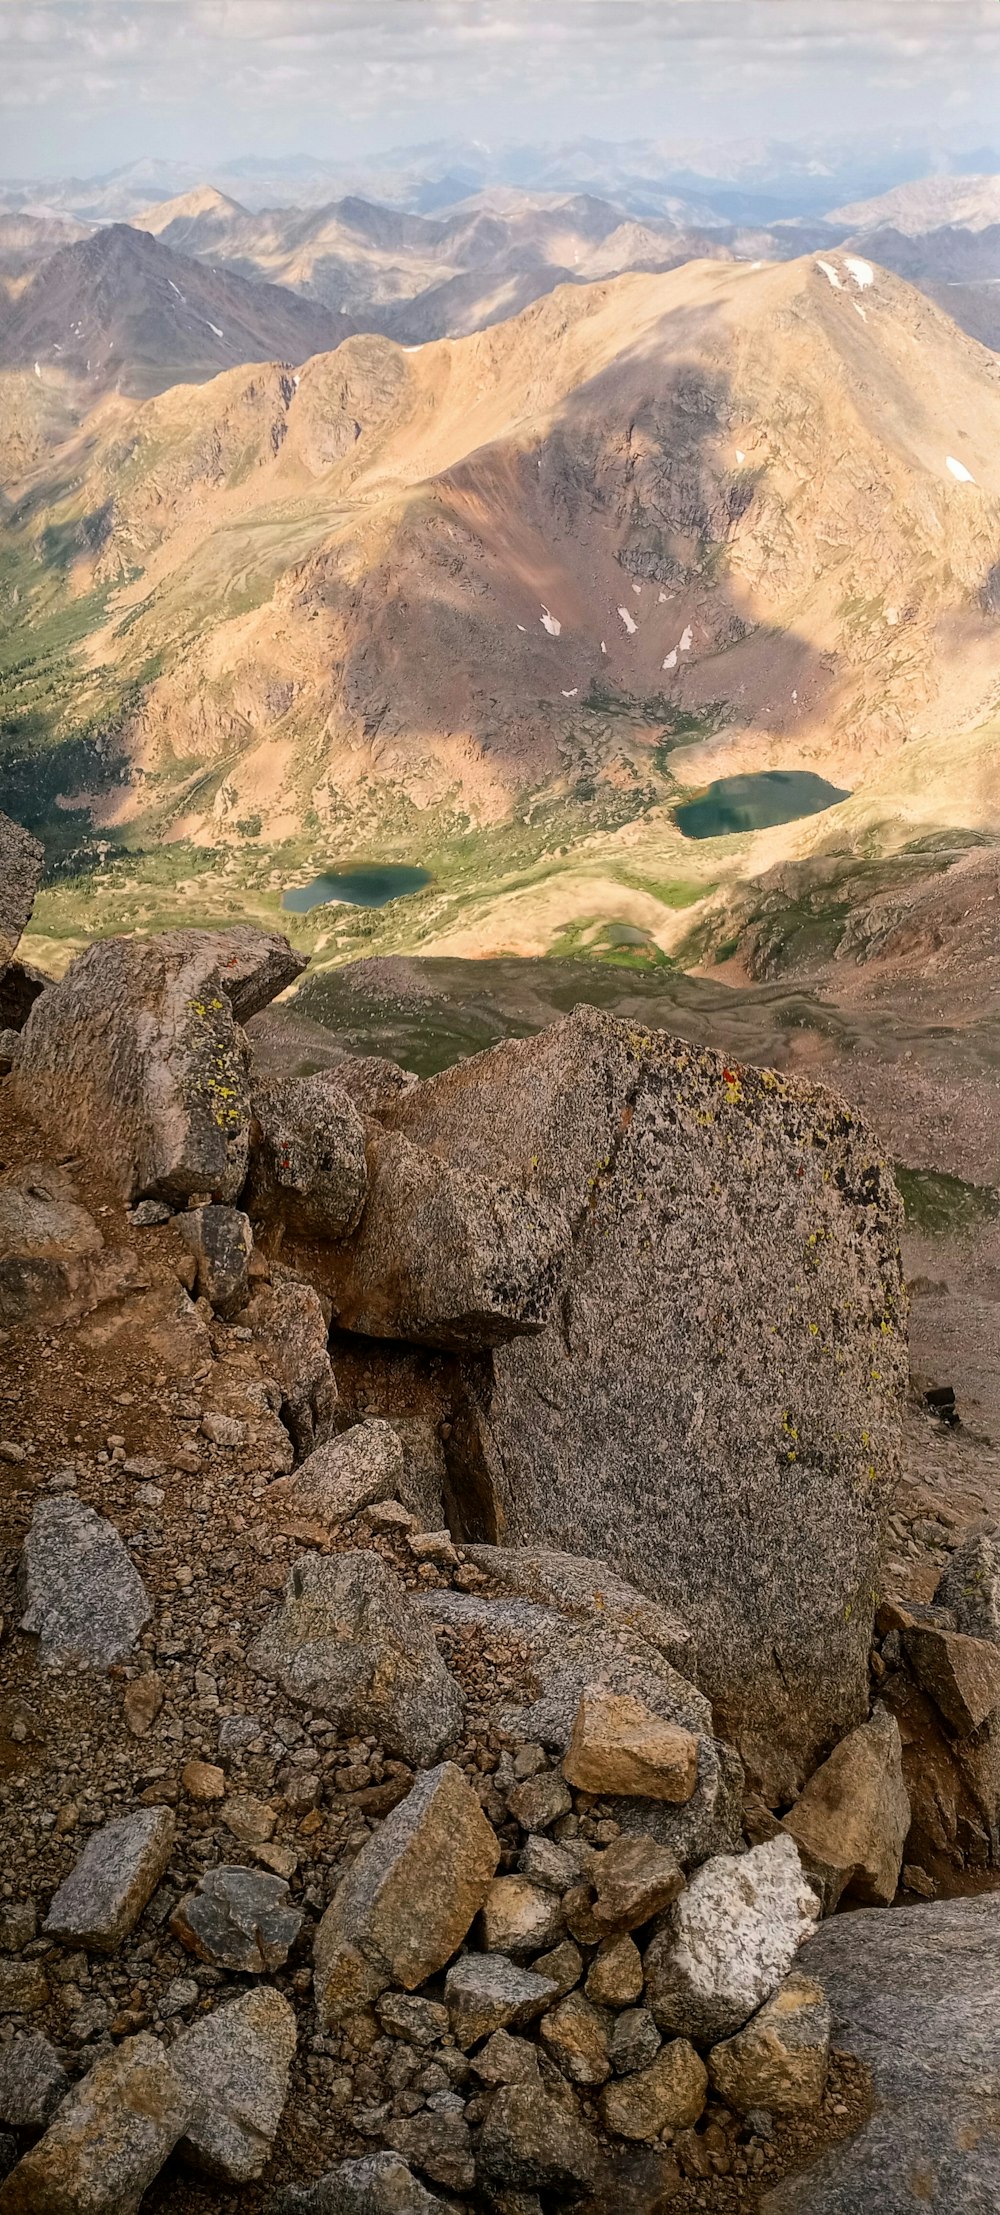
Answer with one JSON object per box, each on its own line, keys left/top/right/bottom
{"left": 1, "top": 860, "right": 999, "bottom": 2212}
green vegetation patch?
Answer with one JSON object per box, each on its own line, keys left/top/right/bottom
{"left": 894, "top": 1165, "right": 1000, "bottom": 1239}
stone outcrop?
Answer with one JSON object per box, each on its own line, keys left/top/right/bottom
{"left": 12, "top": 928, "right": 303, "bottom": 1204}
{"left": 246, "top": 1073, "right": 369, "bottom": 1241}
{"left": 374, "top": 1007, "right": 906, "bottom": 1797}
{"left": 0, "top": 812, "right": 42, "bottom": 983}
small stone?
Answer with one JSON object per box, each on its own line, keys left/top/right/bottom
{"left": 643, "top": 1836, "right": 819, "bottom": 2044}
{"left": 0, "top": 2032, "right": 193, "bottom": 2215}
{"left": 218, "top": 1714, "right": 261, "bottom": 1757}
{"left": 221, "top": 1792, "right": 275, "bottom": 1843}
{"left": 129, "top": 1199, "right": 173, "bottom": 1227}
{"left": 407, "top": 1531, "right": 460, "bottom": 1568}
{"left": 479, "top": 1877, "right": 563, "bottom": 1958}
{"left": 532, "top": 1940, "right": 584, "bottom": 1998}
{"left": 609, "top": 2008, "right": 661, "bottom": 2077}
{"left": 0, "top": 2033, "right": 69, "bottom": 2129}
{"left": 314, "top": 1764, "right": 499, "bottom": 2024}
{"left": 364, "top": 1499, "right": 415, "bottom": 1533}
{"left": 902, "top": 1864, "right": 937, "bottom": 1900}
{"left": 181, "top": 1759, "right": 226, "bottom": 1803}
{"left": 384, "top": 2111, "right": 474, "bottom": 2194}
{"left": 171, "top": 1866, "right": 302, "bottom": 1974}
{"left": 444, "top": 1955, "right": 559, "bottom": 2049}
{"left": 591, "top": 1834, "right": 685, "bottom": 1932}
{"left": 271, "top": 2149, "right": 444, "bottom": 2213}
{"left": 517, "top": 1835, "right": 584, "bottom": 1891}
{"left": 506, "top": 1771, "right": 572, "bottom": 1832}
{"left": 378, "top": 1992, "right": 450, "bottom": 2047}
{"left": 160, "top": 1978, "right": 199, "bottom": 2019}
{"left": 586, "top": 1933, "right": 644, "bottom": 2008}
{"left": 708, "top": 1971, "right": 831, "bottom": 2115}
{"left": 472, "top": 2031, "right": 542, "bottom": 2087}
{"left": 201, "top": 1411, "right": 246, "bottom": 1447}
{"left": 599, "top": 2038, "right": 707, "bottom": 2142}
{"left": 563, "top": 1687, "right": 700, "bottom": 1802}
{"left": 18, "top": 1496, "right": 150, "bottom": 1668}
{"left": 540, "top": 1988, "right": 611, "bottom": 2086}
{"left": 782, "top": 1704, "right": 909, "bottom": 1911}
{"left": 171, "top": 1986, "right": 297, "bottom": 2182}
{"left": 0, "top": 1963, "right": 48, "bottom": 2015}
{"left": 476, "top": 2084, "right": 600, "bottom": 2194}
{"left": 903, "top": 1623, "right": 1000, "bottom": 1738}
{"left": 935, "top": 1527, "right": 1000, "bottom": 1644}
{"left": 0, "top": 1903, "right": 36, "bottom": 1953}
{"left": 43, "top": 1807, "right": 174, "bottom": 1953}
{"left": 266, "top": 1422, "right": 406, "bottom": 1534}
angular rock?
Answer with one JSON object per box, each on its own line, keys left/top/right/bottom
{"left": 782, "top": 1704, "right": 909, "bottom": 1910}
{"left": 506, "top": 1770, "right": 572, "bottom": 1832}
{"left": 171, "top": 1866, "right": 302, "bottom": 1973}
{"left": 935, "top": 1527, "right": 1000, "bottom": 1645}
{"left": 479, "top": 1877, "right": 563, "bottom": 1959}
{"left": 643, "top": 1836, "right": 819, "bottom": 2044}
{"left": 250, "top": 1551, "right": 464, "bottom": 1765}
{"left": 244, "top": 1267, "right": 337, "bottom": 1459}
{"left": 591, "top": 1835, "right": 686, "bottom": 1932}
{"left": 0, "top": 2032, "right": 193, "bottom": 2215}
{"left": 19, "top": 1496, "right": 150, "bottom": 1669}
{"left": 123, "top": 1675, "right": 164, "bottom": 1736}
{"left": 0, "top": 2033, "right": 69, "bottom": 2130}
{"left": 709, "top": 1972, "right": 830, "bottom": 2115}
{"left": 518, "top": 1835, "right": 590, "bottom": 1893}
{"left": 313, "top": 1763, "right": 499, "bottom": 2023}
{"left": 599, "top": 2038, "right": 707, "bottom": 2142}
{"left": 586, "top": 1934, "right": 644, "bottom": 2008}
{"left": 0, "top": 813, "right": 41, "bottom": 982}
{"left": 384, "top": 2111, "right": 474, "bottom": 2194}
{"left": 563, "top": 1687, "right": 700, "bottom": 1802}
{"left": 171, "top": 1987, "right": 296, "bottom": 2182}
{"left": 12, "top": 929, "right": 302, "bottom": 1204}
{"left": 312, "top": 1125, "right": 572, "bottom": 1351}
{"left": 272, "top": 2149, "right": 444, "bottom": 2213}
{"left": 174, "top": 1204, "right": 252, "bottom": 1320}
{"left": 385, "top": 1008, "right": 906, "bottom": 1798}
{"left": 0, "top": 1963, "right": 48, "bottom": 2013}
{"left": 608, "top": 2009, "right": 662, "bottom": 2078}
{"left": 472, "top": 2031, "right": 543, "bottom": 2087}
{"left": 0, "top": 1163, "right": 135, "bottom": 1328}
{"left": 528, "top": 1938, "right": 583, "bottom": 1997}
{"left": 763, "top": 1894, "right": 1000, "bottom": 2215}
{"left": 265, "top": 1421, "right": 406, "bottom": 1534}
{"left": 378, "top": 1992, "right": 450, "bottom": 2047}
{"left": 444, "top": 1954, "right": 559, "bottom": 2049}
{"left": 43, "top": 1806, "right": 174, "bottom": 1952}
{"left": 539, "top": 1991, "right": 611, "bottom": 2086}
{"left": 903, "top": 1623, "right": 1000, "bottom": 1738}
{"left": 247, "top": 1074, "right": 368, "bottom": 1241}
{"left": 0, "top": 955, "right": 47, "bottom": 1034}
{"left": 476, "top": 2084, "right": 600, "bottom": 2194}
{"left": 181, "top": 1758, "right": 225, "bottom": 1802}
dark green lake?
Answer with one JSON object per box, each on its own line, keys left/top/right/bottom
{"left": 674, "top": 771, "right": 851, "bottom": 840}
{"left": 282, "top": 863, "right": 432, "bottom": 913}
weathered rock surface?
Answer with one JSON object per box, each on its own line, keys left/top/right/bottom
{"left": 383, "top": 1008, "right": 905, "bottom": 1796}
{"left": 175, "top": 1204, "right": 252, "bottom": 1319}
{"left": 43, "top": 1806, "right": 174, "bottom": 1952}
{"left": 444, "top": 1954, "right": 559, "bottom": 2048}
{"left": 314, "top": 1125, "right": 573, "bottom": 1351}
{"left": 0, "top": 955, "right": 47, "bottom": 1033}
{"left": 709, "top": 1972, "right": 831, "bottom": 2115}
{"left": 273, "top": 2150, "right": 444, "bottom": 2212}
{"left": 476, "top": 2083, "right": 600, "bottom": 2194}
{"left": 935, "top": 1526, "right": 1000, "bottom": 1645}
{"left": 538, "top": 1990, "right": 611, "bottom": 2085}
{"left": 0, "top": 1163, "right": 136, "bottom": 1327}
{"left": 0, "top": 813, "right": 41, "bottom": 981}
{"left": 782, "top": 1704, "right": 909, "bottom": 1910}
{"left": 608, "top": 2008, "right": 662, "bottom": 2077}
{"left": 265, "top": 1421, "right": 406, "bottom": 1533}
{"left": 599, "top": 2038, "right": 707, "bottom": 2141}
{"left": 591, "top": 1835, "right": 685, "bottom": 1931}
{"left": 12, "top": 930, "right": 302, "bottom": 1204}
{"left": 644, "top": 1835, "right": 819, "bottom": 2043}
{"left": 244, "top": 1267, "right": 337, "bottom": 1458}
{"left": 586, "top": 1933, "right": 644, "bottom": 2007}
{"left": 18, "top": 1496, "right": 150, "bottom": 1668}
{"left": 246, "top": 1074, "right": 368, "bottom": 1241}
{"left": 383, "top": 2110, "right": 474, "bottom": 2193}
{"left": 563, "top": 1687, "right": 700, "bottom": 1802}
{"left": 763, "top": 1894, "right": 1000, "bottom": 2214}
{"left": 0, "top": 2034, "right": 69, "bottom": 2130}
{"left": 171, "top": 1866, "right": 302, "bottom": 1973}
{"left": 171, "top": 1986, "right": 296, "bottom": 2181}
{"left": 250, "top": 1551, "right": 464, "bottom": 1763}
{"left": 903, "top": 1622, "right": 1000, "bottom": 1738}
{"left": 0, "top": 2032, "right": 193, "bottom": 2214}
{"left": 479, "top": 1876, "right": 564, "bottom": 1958}
{"left": 313, "top": 1763, "right": 499, "bottom": 2022}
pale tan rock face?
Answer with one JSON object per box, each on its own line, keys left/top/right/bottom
{"left": 562, "top": 1687, "right": 700, "bottom": 1801}
{"left": 599, "top": 2037, "right": 708, "bottom": 2141}
{"left": 0, "top": 2032, "right": 194, "bottom": 2214}
{"left": 313, "top": 1763, "right": 499, "bottom": 2024}
{"left": 903, "top": 1622, "right": 1000, "bottom": 1738}
{"left": 708, "top": 1972, "right": 831, "bottom": 2115}
{"left": 782, "top": 1703, "right": 910, "bottom": 1910}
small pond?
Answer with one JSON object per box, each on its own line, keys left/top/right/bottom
{"left": 282, "top": 863, "right": 432, "bottom": 913}
{"left": 674, "top": 770, "right": 851, "bottom": 841}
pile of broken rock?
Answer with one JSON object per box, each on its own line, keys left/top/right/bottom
{"left": 1, "top": 821, "right": 999, "bottom": 2213}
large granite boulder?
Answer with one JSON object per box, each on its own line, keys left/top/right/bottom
{"left": 0, "top": 813, "right": 42, "bottom": 982}
{"left": 377, "top": 1007, "right": 906, "bottom": 1798}
{"left": 763, "top": 1894, "right": 1000, "bottom": 2214}
{"left": 246, "top": 1073, "right": 369, "bottom": 1241}
{"left": 12, "top": 929, "right": 304, "bottom": 1204}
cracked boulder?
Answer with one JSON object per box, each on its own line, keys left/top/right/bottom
{"left": 265, "top": 1419, "right": 406, "bottom": 1534}
{"left": 12, "top": 928, "right": 303, "bottom": 1204}
{"left": 246, "top": 1073, "right": 368, "bottom": 1241}
{"left": 380, "top": 1006, "right": 906, "bottom": 1799}
{"left": 782, "top": 1704, "right": 910, "bottom": 1911}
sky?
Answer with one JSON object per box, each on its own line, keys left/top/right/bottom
{"left": 1, "top": 1, "right": 1000, "bottom": 180}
